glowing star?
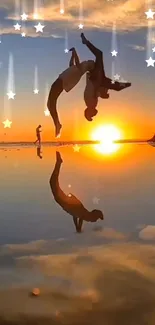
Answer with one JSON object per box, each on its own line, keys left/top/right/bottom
{"left": 21, "top": 32, "right": 26, "bottom": 37}
{"left": 152, "top": 47, "right": 155, "bottom": 52}
{"left": 44, "top": 109, "right": 50, "bottom": 116}
{"left": 114, "top": 74, "right": 120, "bottom": 80}
{"left": 7, "top": 91, "right": 16, "bottom": 99}
{"left": 111, "top": 80, "right": 115, "bottom": 84}
{"left": 34, "top": 88, "right": 39, "bottom": 94}
{"left": 3, "top": 119, "right": 12, "bottom": 128}
{"left": 34, "top": 23, "right": 45, "bottom": 33}
{"left": 21, "top": 13, "right": 28, "bottom": 21}
{"left": 145, "top": 9, "right": 155, "bottom": 19}
{"left": 78, "top": 23, "right": 84, "bottom": 29}
{"left": 14, "top": 23, "right": 21, "bottom": 31}
{"left": 146, "top": 57, "right": 155, "bottom": 67}
{"left": 73, "top": 144, "right": 80, "bottom": 152}
{"left": 111, "top": 50, "right": 118, "bottom": 56}
{"left": 64, "top": 48, "right": 69, "bottom": 53}
{"left": 60, "top": 9, "right": 64, "bottom": 14}
{"left": 93, "top": 197, "right": 100, "bottom": 204}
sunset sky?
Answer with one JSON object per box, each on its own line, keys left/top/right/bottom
{"left": 0, "top": 0, "right": 155, "bottom": 141}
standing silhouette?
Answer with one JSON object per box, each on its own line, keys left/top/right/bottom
{"left": 49, "top": 151, "right": 104, "bottom": 233}
{"left": 81, "top": 33, "right": 131, "bottom": 121}
{"left": 47, "top": 48, "right": 95, "bottom": 138}
{"left": 34, "top": 125, "right": 42, "bottom": 145}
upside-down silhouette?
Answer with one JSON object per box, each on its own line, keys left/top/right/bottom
{"left": 49, "top": 151, "right": 104, "bottom": 233}
{"left": 81, "top": 33, "right": 131, "bottom": 121}
{"left": 47, "top": 48, "right": 95, "bottom": 138}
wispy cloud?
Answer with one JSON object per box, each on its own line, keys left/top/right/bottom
{"left": 128, "top": 44, "right": 145, "bottom": 51}
{"left": 0, "top": 0, "right": 154, "bottom": 38}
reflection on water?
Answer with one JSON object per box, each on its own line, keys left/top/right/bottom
{"left": 50, "top": 151, "right": 103, "bottom": 233}
{"left": 0, "top": 144, "right": 155, "bottom": 323}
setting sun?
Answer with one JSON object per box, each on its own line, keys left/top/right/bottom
{"left": 91, "top": 125, "right": 122, "bottom": 155}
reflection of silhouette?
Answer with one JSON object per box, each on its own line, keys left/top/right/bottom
{"left": 34, "top": 125, "right": 42, "bottom": 145}
{"left": 37, "top": 145, "right": 42, "bottom": 159}
{"left": 49, "top": 151, "right": 104, "bottom": 233}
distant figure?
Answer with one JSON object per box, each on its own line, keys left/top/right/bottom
{"left": 34, "top": 125, "right": 42, "bottom": 145}
{"left": 81, "top": 33, "right": 131, "bottom": 121}
{"left": 37, "top": 145, "right": 42, "bottom": 159}
{"left": 47, "top": 48, "right": 95, "bottom": 138}
{"left": 49, "top": 151, "right": 104, "bottom": 233}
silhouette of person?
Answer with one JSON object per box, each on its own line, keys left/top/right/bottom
{"left": 37, "top": 145, "right": 42, "bottom": 159}
{"left": 47, "top": 48, "right": 95, "bottom": 138}
{"left": 81, "top": 33, "right": 131, "bottom": 121}
{"left": 34, "top": 125, "right": 42, "bottom": 145}
{"left": 49, "top": 151, "right": 104, "bottom": 233}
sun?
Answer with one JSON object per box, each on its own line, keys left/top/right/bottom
{"left": 91, "top": 124, "right": 122, "bottom": 155}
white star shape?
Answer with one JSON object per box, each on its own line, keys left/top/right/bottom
{"left": 34, "top": 88, "right": 39, "bottom": 94}
{"left": 73, "top": 144, "right": 80, "bottom": 152}
{"left": 2, "top": 119, "right": 12, "bottom": 128}
{"left": 92, "top": 197, "right": 100, "bottom": 205}
{"left": 7, "top": 91, "right": 16, "bottom": 99}
{"left": 14, "top": 23, "right": 21, "bottom": 31}
{"left": 145, "top": 9, "right": 155, "bottom": 19}
{"left": 21, "top": 13, "right": 28, "bottom": 21}
{"left": 60, "top": 8, "right": 64, "bottom": 14}
{"left": 111, "top": 50, "right": 118, "bottom": 57}
{"left": 34, "top": 23, "right": 45, "bottom": 33}
{"left": 114, "top": 74, "right": 120, "bottom": 81}
{"left": 64, "top": 48, "right": 69, "bottom": 53}
{"left": 78, "top": 23, "right": 84, "bottom": 29}
{"left": 146, "top": 57, "right": 155, "bottom": 67}
{"left": 152, "top": 47, "right": 155, "bottom": 52}
{"left": 44, "top": 108, "right": 50, "bottom": 116}
{"left": 21, "top": 32, "right": 26, "bottom": 37}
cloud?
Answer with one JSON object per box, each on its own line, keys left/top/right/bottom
{"left": 139, "top": 225, "right": 155, "bottom": 240}
{"left": 96, "top": 227, "right": 128, "bottom": 240}
{"left": 0, "top": 242, "right": 153, "bottom": 324}
{"left": 0, "top": 0, "right": 154, "bottom": 35}
{"left": 128, "top": 44, "right": 145, "bottom": 51}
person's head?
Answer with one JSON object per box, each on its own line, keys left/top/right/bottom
{"left": 98, "top": 86, "right": 109, "bottom": 99}
{"left": 90, "top": 209, "right": 104, "bottom": 222}
{"left": 39, "top": 124, "right": 41, "bottom": 128}
{"left": 84, "top": 107, "right": 98, "bottom": 121}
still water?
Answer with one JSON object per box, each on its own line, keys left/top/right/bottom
{"left": 0, "top": 143, "right": 155, "bottom": 324}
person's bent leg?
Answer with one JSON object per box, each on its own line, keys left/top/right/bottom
{"left": 69, "top": 48, "right": 80, "bottom": 67}
{"left": 47, "top": 78, "right": 63, "bottom": 137}
{"left": 81, "top": 33, "right": 106, "bottom": 79}
{"left": 69, "top": 50, "right": 75, "bottom": 67}
{"left": 81, "top": 33, "right": 102, "bottom": 57}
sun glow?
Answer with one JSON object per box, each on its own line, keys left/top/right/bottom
{"left": 91, "top": 125, "right": 122, "bottom": 155}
